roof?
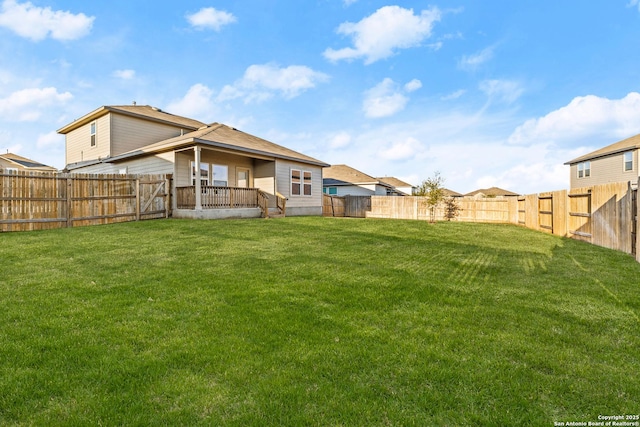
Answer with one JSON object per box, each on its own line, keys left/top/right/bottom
{"left": 0, "top": 153, "right": 57, "bottom": 171}
{"left": 377, "top": 177, "right": 414, "bottom": 188}
{"left": 322, "top": 164, "right": 384, "bottom": 186}
{"left": 442, "top": 188, "right": 463, "bottom": 197}
{"left": 465, "top": 187, "right": 520, "bottom": 197}
{"left": 57, "top": 105, "right": 206, "bottom": 134}
{"left": 105, "top": 123, "right": 329, "bottom": 167}
{"left": 565, "top": 133, "right": 640, "bottom": 165}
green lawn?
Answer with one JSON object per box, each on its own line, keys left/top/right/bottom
{"left": 0, "top": 217, "right": 638, "bottom": 426}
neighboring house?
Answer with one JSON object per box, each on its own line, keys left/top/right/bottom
{"left": 442, "top": 188, "right": 463, "bottom": 198}
{"left": 465, "top": 187, "right": 519, "bottom": 198}
{"left": 377, "top": 176, "right": 416, "bottom": 196}
{"left": 322, "top": 164, "right": 403, "bottom": 196}
{"left": 0, "top": 152, "right": 57, "bottom": 173}
{"left": 58, "top": 104, "right": 329, "bottom": 218}
{"left": 564, "top": 133, "right": 640, "bottom": 189}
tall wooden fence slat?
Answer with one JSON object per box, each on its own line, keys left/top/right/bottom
{"left": 0, "top": 170, "right": 169, "bottom": 232}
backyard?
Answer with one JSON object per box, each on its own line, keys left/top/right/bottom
{"left": 0, "top": 217, "right": 638, "bottom": 425}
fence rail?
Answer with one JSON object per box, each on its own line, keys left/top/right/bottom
{"left": 1, "top": 170, "right": 169, "bottom": 232}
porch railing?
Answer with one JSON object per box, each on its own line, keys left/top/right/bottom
{"left": 176, "top": 186, "right": 275, "bottom": 217}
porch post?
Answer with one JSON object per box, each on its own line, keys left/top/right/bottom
{"left": 194, "top": 146, "right": 202, "bottom": 210}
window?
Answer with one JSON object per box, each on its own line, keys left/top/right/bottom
{"left": 577, "top": 161, "right": 591, "bottom": 178}
{"left": 624, "top": 151, "right": 633, "bottom": 172}
{"left": 191, "top": 161, "right": 210, "bottom": 186}
{"left": 292, "top": 169, "right": 312, "bottom": 196}
{"left": 90, "top": 121, "right": 96, "bottom": 147}
{"left": 291, "top": 169, "right": 301, "bottom": 195}
{"left": 324, "top": 187, "right": 337, "bottom": 195}
{"left": 213, "top": 164, "right": 228, "bottom": 186}
{"left": 303, "top": 171, "right": 312, "bottom": 195}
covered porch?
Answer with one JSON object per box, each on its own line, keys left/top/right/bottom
{"left": 172, "top": 146, "right": 286, "bottom": 219}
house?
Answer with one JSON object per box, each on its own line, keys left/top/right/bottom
{"left": 377, "top": 176, "right": 416, "bottom": 196}
{"left": 442, "top": 188, "right": 463, "bottom": 198}
{"left": 0, "top": 152, "right": 57, "bottom": 173}
{"left": 58, "top": 104, "right": 329, "bottom": 218}
{"left": 464, "top": 187, "right": 519, "bottom": 198}
{"left": 322, "top": 164, "right": 404, "bottom": 196}
{"left": 564, "top": 133, "right": 640, "bottom": 189}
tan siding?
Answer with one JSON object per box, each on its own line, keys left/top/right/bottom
{"left": 254, "top": 160, "right": 276, "bottom": 195}
{"left": 200, "top": 150, "right": 253, "bottom": 187}
{"left": 570, "top": 149, "right": 639, "bottom": 188}
{"left": 65, "top": 114, "right": 111, "bottom": 165}
{"left": 276, "top": 159, "right": 323, "bottom": 208}
{"left": 175, "top": 152, "right": 192, "bottom": 187}
{"left": 111, "top": 114, "right": 187, "bottom": 157}
{"left": 65, "top": 152, "right": 176, "bottom": 175}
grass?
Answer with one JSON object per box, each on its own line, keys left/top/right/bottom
{"left": 0, "top": 217, "right": 638, "bottom": 426}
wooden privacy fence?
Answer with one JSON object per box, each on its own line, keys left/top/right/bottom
{"left": 0, "top": 170, "right": 170, "bottom": 232}
{"left": 323, "top": 194, "right": 371, "bottom": 218}
{"left": 364, "top": 181, "right": 640, "bottom": 261}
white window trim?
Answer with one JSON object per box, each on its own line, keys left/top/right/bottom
{"left": 90, "top": 121, "right": 96, "bottom": 147}
{"left": 291, "top": 169, "right": 301, "bottom": 196}
{"left": 623, "top": 151, "right": 633, "bottom": 172}
{"left": 577, "top": 161, "right": 590, "bottom": 179}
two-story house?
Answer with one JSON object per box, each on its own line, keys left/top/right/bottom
{"left": 58, "top": 104, "right": 329, "bottom": 218}
{"left": 564, "top": 133, "right": 640, "bottom": 189}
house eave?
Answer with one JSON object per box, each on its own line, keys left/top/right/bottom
{"left": 57, "top": 106, "right": 204, "bottom": 134}
{"left": 564, "top": 146, "right": 640, "bottom": 165}
{"left": 99, "top": 137, "right": 330, "bottom": 168}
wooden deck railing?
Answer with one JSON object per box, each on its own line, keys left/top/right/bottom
{"left": 176, "top": 186, "right": 263, "bottom": 209}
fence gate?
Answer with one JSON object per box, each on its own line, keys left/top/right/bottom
{"left": 344, "top": 195, "right": 371, "bottom": 218}
{"left": 568, "top": 190, "right": 592, "bottom": 240}
{"left": 137, "top": 176, "right": 170, "bottom": 220}
{"left": 538, "top": 194, "right": 553, "bottom": 233}
{"left": 517, "top": 196, "right": 526, "bottom": 225}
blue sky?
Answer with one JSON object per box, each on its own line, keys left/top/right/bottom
{"left": 1, "top": 0, "right": 640, "bottom": 194}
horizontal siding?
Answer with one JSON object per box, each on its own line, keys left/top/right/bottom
{"left": 570, "top": 150, "right": 639, "bottom": 188}
{"left": 66, "top": 153, "right": 176, "bottom": 175}
{"left": 276, "top": 160, "right": 323, "bottom": 208}
{"left": 66, "top": 114, "right": 111, "bottom": 165}
{"left": 111, "top": 114, "right": 188, "bottom": 157}
{"left": 174, "top": 149, "right": 255, "bottom": 187}
{"left": 335, "top": 185, "right": 374, "bottom": 196}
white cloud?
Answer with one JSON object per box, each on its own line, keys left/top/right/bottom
{"left": 378, "top": 136, "right": 427, "bottom": 161}
{"left": 509, "top": 92, "right": 640, "bottom": 146}
{"left": 36, "top": 131, "right": 62, "bottom": 149}
{"left": 459, "top": 46, "right": 495, "bottom": 71}
{"left": 0, "top": 87, "right": 72, "bottom": 121}
{"left": 441, "top": 89, "right": 466, "bottom": 101}
{"left": 112, "top": 69, "right": 135, "bottom": 80}
{"left": 480, "top": 79, "right": 524, "bottom": 105}
{"left": 186, "top": 7, "right": 236, "bottom": 31}
{"left": 165, "top": 83, "right": 217, "bottom": 122}
{"left": 628, "top": 0, "right": 640, "bottom": 11}
{"left": 363, "top": 78, "right": 421, "bottom": 118}
{"left": 343, "top": 0, "right": 358, "bottom": 5}
{"left": 0, "top": 0, "right": 94, "bottom": 41}
{"left": 329, "top": 131, "right": 352, "bottom": 149}
{"left": 404, "top": 79, "right": 422, "bottom": 92}
{"left": 218, "top": 63, "right": 330, "bottom": 103}
{"left": 324, "top": 5, "right": 441, "bottom": 64}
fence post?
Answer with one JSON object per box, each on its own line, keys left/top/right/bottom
{"left": 136, "top": 178, "right": 141, "bottom": 221}
{"left": 66, "top": 177, "right": 73, "bottom": 228}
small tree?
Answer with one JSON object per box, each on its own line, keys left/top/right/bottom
{"left": 416, "top": 172, "right": 445, "bottom": 223}
{"left": 443, "top": 196, "right": 460, "bottom": 221}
